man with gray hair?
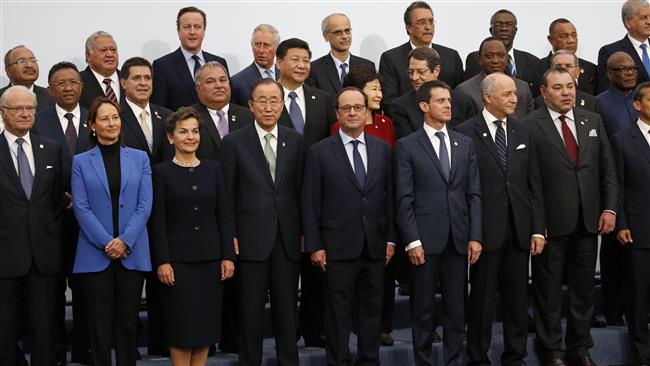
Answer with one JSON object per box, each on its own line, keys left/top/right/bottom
{"left": 597, "top": 0, "right": 650, "bottom": 93}
{"left": 79, "top": 30, "right": 124, "bottom": 108}
{"left": 231, "top": 24, "right": 281, "bottom": 106}
{"left": 306, "top": 13, "right": 375, "bottom": 96}
{"left": 1, "top": 45, "right": 53, "bottom": 111}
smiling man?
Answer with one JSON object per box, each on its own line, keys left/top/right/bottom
{"left": 79, "top": 31, "right": 124, "bottom": 109}
{"left": 1, "top": 45, "right": 53, "bottom": 111}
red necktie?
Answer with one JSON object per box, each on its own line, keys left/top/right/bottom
{"left": 559, "top": 114, "right": 578, "bottom": 166}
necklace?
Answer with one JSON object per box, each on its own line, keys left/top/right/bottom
{"left": 172, "top": 156, "right": 200, "bottom": 167}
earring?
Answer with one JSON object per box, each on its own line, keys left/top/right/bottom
{"left": 92, "top": 129, "right": 96, "bottom": 136}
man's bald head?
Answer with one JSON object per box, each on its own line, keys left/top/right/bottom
{"left": 607, "top": 51, "right": 639, "bottom": 93}
{"left": 482, "top": 72, "right": 517, "bottom": 119}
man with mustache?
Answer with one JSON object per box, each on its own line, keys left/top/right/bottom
{"left": 79, "top": 31, "right": 124, "bottom": 109}
{"left": 1, "top": 45, "right": 53, "bottom": 111}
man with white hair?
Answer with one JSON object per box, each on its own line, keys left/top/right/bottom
{"left": 79, "top": 30, "right": 124, "bottom": 108}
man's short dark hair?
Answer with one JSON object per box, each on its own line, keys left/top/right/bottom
{"left": 634, "top": 81, "right": 650, "bottom": 102}
{"left": 403, "top": 1, "right": 432, "bottom": 25}
{"left": 276, "top": 38, "right": 311, "bottom": 60}
{"left": 548, "top": 18, "right": 572, "bottom": 35}
{"left": 250, "top": 78, "right": 284, "bottom": 101}
{"left": 541, "top": 66, "right": 573, "bottom": 88}
{"left": 47, "top": 61, "right": 80, "bottom": 83}
{"left": 490, "top": 9, "right": 517, "bottom": 25}
{"left": 334, "top": 86, "right": 368, "bottom": 110}
{"left": 4, "top": 45, "right": 26, "bottom": 69}
{"left": 408, "top": 47, "right": 441, "bottom": 71}
{"left": 416, "top": 80, "right": 450, "bottom": 104}
{"left": 342, "top": 64, "right": 380, "bottom": 89}
{"left": 479, "top": 37, "right": 506, "bottom": 57}
{"left": 120, "top": 57, "right": 153, "bottom": 79}
{"left": 165, "top": 106, "right": 204, "bottom": 134}
{"left": 176, "top": 6, "right": 207, "bottom": 30}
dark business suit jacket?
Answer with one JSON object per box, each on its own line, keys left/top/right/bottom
{"left": 597, "top": 35, "right": 650, "bottom": 93}
{"left": 523, "top": 107, "right": 618, "bottom": 237}
{"left": 390, "top": 89, "right": 476, "bottom": 139}
{"left": 534, "top": 89, "right": 602, "bottom": 115}
{"left": 306, "top": 53, "right": 375, "bottom": 96}
{"left": 302, "top": 133, "right": 395, "bottom": 260}
{"left": 597, "top": 87, "right": 638, "bottom": 136}
{"left": 192, "top": 102, "right": 254, "bottom": 162}
{"left": 151, "top": 48, "right": 229, "bottom": 111}
{"left": 0, "top": 84, "right": 53, "bottom": 111}
{"left": 119, "top": 101, "right": 172, "bottom": 166}
{"left": 456, "top": 115, "right": 545, "bottom": 252}
{"left": 221, "top": 124, "right": 304, "bottom": 261}
{"left": 539, "top": 52, "right": 597, "bottom": 95}
{"left": 379, "top": 42, "right": 464, "bottom": 110}
{"left": 0, "top": 133, "right": 63, "bottom": 277}
{"left": 396, "top": 127, "right": 482, "bottom": 255}
{"left": 277, "top": 84, "right": 337, "bottom": 147}
{"left": 79, "top": 66, "right": 124, "bottom": 109}
{"left": 464, "top": 49, "right": 542, "bottom": 96}
{"left": 230, "top": 62, "right": 278, "bottom": 107}
{"left": 456, "top": 72, "right": 534, "bottom": 119}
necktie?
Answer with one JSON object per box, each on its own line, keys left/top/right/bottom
{"left": 507, "top": 54, "right": 517, "bottom": 77}
{"left": 559, "top": 115, "right": 578, "bottom": 166}
{"left": 493, "top": 120, "right": 507, "bottom": 171}
{"left": 138, "top": 110, "right": 153, "bottom": 151}
{"left": 64, "top": 112, "right": 77, "bottom": 155}
{"left": 340, "top": 63, "right": 348, "bottom": 83}
{"left": 15, "top": 138, "right": 33, "bottom": 199}
{"left": 264, "top": 69, "right": 274, "bottom": 79}
{"left": 351, "top": 140, "right": 366, "bottom": 187}
{"left": 102, "top": 78, "right": 117, "bottom": 104}
{"left": 191, "top": 54, "right": 201, "bottom": 78}
{"left": 288, "top": 92, "right": 305, "bottom": 134}
{"left": 435, "top": 131, "right": 450, "bottom": 180}
{"left": 216, "top": 110, "right": 229, "bottom": 139}
{"left": 641, "top": 44, "right": 650, "bottom": 77}
{"left": 264, "top": 133, "right": 276, "bottom": 182}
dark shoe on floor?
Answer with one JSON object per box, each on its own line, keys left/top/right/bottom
{"left": 528, "top": 313, "right": 536, "bottom": 333}
{"left": 398, "top": 283, "right": 410, "bottom": 296}
{"left": 431, "top": 329, "right": 441, "bottom": 343}
{"left": 304, "top": 334, "right": 327, "bottom": 348}
{"left": 71, "top": 350, "right": 93, "bottom": 365}
{"left": 148, "top": 346, "right": 169, "bottom": 357}
{"left": 208, "top": 344, "right": 217, "bottom": 357}
{"left": 380, "top": 332, "right": 394, "bottom": 346}
{"left": 605, "top": 317, "right": 625, "bottom": 326}
{"left": 590, "top": 316, "right": 606, "bottom": 328}
{"left": 218, "top": 340, "right": 239, "bottom": 354}
{"left": 545, "top": 357, "right": 567, "bottom": 366}
{"left": 567, "top": 355, "right": 597, "bottom": 366}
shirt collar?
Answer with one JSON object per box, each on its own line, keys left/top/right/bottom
{"left": 255, "top": 62, "right": 275, "bottom": 78}
{"left": 637, "top": 119, "right": 650, "bottom": 135}
{"left": 330, "top": 52, "right": 351, "bottom": 69}
{"left": 181, "top": 47, "right": 204, "bottom": 63}
{"left": 628, "top": 34, "right": 650, "bottom": 49}
{"left": 283, "top": 85, "right": 304, "bottom": 100}
{"left": 482, "top": 108, "right": 507, "bottom": 127}
{"left": 90, "top": 67, "right": 118, "bottom": 85}
{"left": 125, "top": 98, "right": 150, "bottom": 118}
{"left": 4, "top": 129, "right": 31, "bottom": 147}
{"left": 10, "top": 83, "right": 34, "bottom": 92}
{"left": 339, "top": 129, "right": 365, "bottom": 145}
{"left": 207, "top": 103, "right": 230, "bottom": 117}
{"left": 55, "top": 103, "right": 81, "bottom": 121}
{"left": 254, "top": 120, "right": 278, "bottom": 139}
{"left": 508, "top": 48, "right": 515, "bottom": 61}
{"left": 423, "top": 122, "right": 449, "bottom": 140}
{"left": 410, "top": 41, "right": 431, "bottom": 50}
{"left": 547, "top": 107, "right": 575, "bottom": 123}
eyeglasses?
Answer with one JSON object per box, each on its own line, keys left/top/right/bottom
{"left": 338, "top": 104, "right": 366, "bottom": 113}
{"left": 2, "top": 106, "right": 37, "bottom": 114}
{"left": 491, "top": 21, "right": 517, "bottom": 28}
{"left": 608, "top": 66, "right": 638, "bottom": 74}
{"left": 413, "top": 18, "right": 435, "bottom": 27}
{"left": 252, "top": 99, "right": 283, "bottom": 108}
{"left": 7, "top": 58, "right": 38, "bottom": 67}
{"left": 50, "top": 80, "right": 82, "bottom": 88}
{"left": 407, "top": 68, "right": 431, "bottom": 78}
{"left": 326, "top": 28, "right": 352, "bottom": 37}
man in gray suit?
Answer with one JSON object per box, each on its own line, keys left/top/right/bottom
{"left": 456, "top": 37, "right": 534, "bottom": 120}
{"left": 1, "top": 45, "right": 53, "bottom": 111}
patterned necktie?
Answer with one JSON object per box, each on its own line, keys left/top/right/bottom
{"left": 192, "top": 54, "right": 201, "bottom": 78}
{"left": 641, "top": 44, "right": 650, "bottom": 77}
{"left": 64, "top": 112, "right": 77, "bottom": 155}
{"left": 102, "top": 78, "right": 117, "bottom": 104}
{"left": 264, "top": 133, "right": 276, "bottom": 182}
{"left": 139, "top": 109, "right": 153, "bottom": 151}
{"left": 507, "top": 54, "right": 517, "bottom": 77}
{"left": 351, "top": 140, "right": 365, "bottom": 187}
{"left": 216, "top": 110, "right": 229, "bottom": 139}
{"left": 435, "top": 131, "right": 450, "bottom": 180}
{"left": 559, "top": 114, "right": 578, "bottom": 166}
{"left": 288, "top": 92, "right": 305, "bottom": 134}
{"left": 340, "top": 63, "right": 348, "bottom": 83}
{"left": 493, "top": 120, "right": 507, "bottom": 171}
{"left": 264, "top": 69, "right": 274, "bottom": 79}
{"left": 15, "top": 138, "right": 33, "bottom": 199}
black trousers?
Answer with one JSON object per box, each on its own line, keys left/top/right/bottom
{"left": 79, "top": 261, "right": 145, "bottom": 366}
{"left": 0, "top": 265, "right": 57, "bottom": 366}
{"left": 380, "top": 256, "right": 397, "bottom": 333}
{"left": 220, "top": 271, "right": 240, "bottom": 349}
{"left": 410, "top": 243, "right": 466, "bottom": 366}
{"left": 532, "top": 223, "right": 597, "bottom": 360}
{"left": 600, "top": 234, "right": 626, "bottom": 323}
{"left": 238, "top": 237, "right": 300, "bottom": 366}
{"left": 144, "top": 273, "right": 166, "bottom": 354}
{"left": 624, "top": 247, "right": 650, "bottom": 362}
{"left": 300, "top": 253, "right": 325, "bottom": 343}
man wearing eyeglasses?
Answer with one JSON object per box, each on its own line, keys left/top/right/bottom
{"left": 1, "top": 45, "right": 53, "bottom": 112}
{"left": 306, "top": 13, "right": 375, "bottom": 96}
{"left": 79, "top": 31, "right": 125, "bottom": 109}
{"left": 302, "top": 86, "right": 395, "bottom": 365}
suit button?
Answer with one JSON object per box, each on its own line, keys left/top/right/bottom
{"left": 192, "top": 185, "right": 198, "bottom": 191}
{"left": 194, "top": 206, "right": 199, "bottom": 211}
{"left": 188, "top": 168, "right": 194, "bottom": 173}
{"left": 194, "top": 225, "right": 200, "bottom": 231}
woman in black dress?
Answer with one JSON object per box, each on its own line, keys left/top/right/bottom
{"left": 150, "top": 106, "right": 235, "bottom": 366}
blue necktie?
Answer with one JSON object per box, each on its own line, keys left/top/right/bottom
{"left": 191, "top": 54, "right": 201, "bottom": 78}
{"left": 15, "top": 138, "right": 33, "bottom": 199}
{"left": 435, "top": 131, "right": 450, "bottom": 180}
{"left": 507, "top": 54, "right": 517, "bottom": 77}
{"left": 340, "top": 63, "right": 348, "bottom": 83}
{"left": 351, "top": 140, "right": 365, "bottom": 187}
{"left": 288, "top": 92, "right": 305, "bottom": 134}
{"left": 641, "top": 44, "right": 650, "bottom": 77}
{"left": 264, "top": 69, "right": 274, "bottom": 79}
{"left": 494, "top": 120, "right": 507, "bottom": 171}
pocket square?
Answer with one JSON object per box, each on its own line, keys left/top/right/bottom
{"left": 589, "top": 129, "right": 598, "bottom": 137}
{"left": 516, "top": 144, "right": 526, "bottom": 150}
{"left": 46, "top": 165, "right": 54, "bottom": 169}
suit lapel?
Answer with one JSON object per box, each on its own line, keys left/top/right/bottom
{"left": 363, "top": 137, "right": 377, "bottom": 191}
{"left": 416, "top": 128, "right": 447, "bottom": 182}
{"left": 405, "top": 91, "right": 421, "bottom": 132}
{"left": 173, "top": 48, "right": 198, "bottom": 98}
{"left": 150, "top": 105, "right": 166, "bottom": 154}
{"left": 228, "top": 105, "right": 246, "bottom": 133}
{"left": 119, "top": 147, "right": 131, "bottom": 194}
{"left": 332, "top": 135, "right": 363, "bottom": 191}
{"left": 83, "top": 67, "right": 105, "bottom": 99}
{"left": 574, "top": 109, "right": 591, "bottom": 165}
{"left": 244, "top": 125, "right": 274, "bottom": 186}
{"left": 631, "top": 123, "right": 650, "bottom": 164}
{"left": 323, "top": 56, "right": 342, "bottom": 91}
{"left": 0, "top": 133, "right": 25, "bottom": 198}
{"left": 448, "top": 130, "right": 459, "bottom": 182}
{"left": 198, "top": 105, "right": 223, "bottom": 148}
{"left": 536, "top": 110, "right": 573, "bottom": 166}
{"left": 303, "top": 86, "right": 317, "bottom": 136}
{"left": 77, "top": 108, "right": 90, "bottom": 154}
{"left": 623, "top": 36, "right": 650, "bottom": 81}
{"left": 89, "top": 146, "right": 111, "bottom": 197}
{"left": 474, "top": 117, "right": 502, "bottom": 173}
{"left": 121, "top": 102, "right": 150, "bottom": 152}
{"left": 274, "top": 127, "right": 289, "bottom": 187}
{"left": 44, "top": 108, "right": 69, "bottom": 154}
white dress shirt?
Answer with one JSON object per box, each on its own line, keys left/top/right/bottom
{"left": 637, "top": 119, "right": 650, "bottom": 147}
{"left": 181, "top": 47, "right": 204, "bottom": 79}
{"left": 254, "top": 121, "right": 278, "bottom": 154}
{"left": 482, "top": 108, "right": 508, "bottom": 145}
{"left": 283, "top": 85, "right": 306, "bottom": 122}
{"left": 330, "top": 52, "right": 351, "bottom": 81}
{"left": 207, "top": 103, "right": 230, "bottom": 136}
{"left": 338, "top": 130, "right": 367, "bottom": 174}
{"left": 255, "top": 62, "right": 275, "bottom": 80}
{"left": 548, "top": 108, "right": 578, "bottom": 145}
{"left": 90, "top": 68, "right": 120, "bottom": 101}
{"left": 55, "top": 104, "right": 81, "bottom": 135}
{"left": 4, "top": 130, "right": 35, "bottom": 176}
{"left": 628, "top": 34, "right": 650, "bottom": 62}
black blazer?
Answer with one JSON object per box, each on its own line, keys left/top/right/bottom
{"left": 390, "top": 89, "right": 476, "bottom": 139}
{"left": 79, "top": 66, "right": 124, "bottom": 109}
{"left": 151, "top": 160, "right": 235, "bottom": 266}
{"left": 221, "top": 123, "right": 304, "bottom": 261}
{"left": 0, "top": 84, "right": 53, "bottom": 111}
{"left": 302, "top": 133, "right": 395, "bottom": 260}
{"left": 597, "top": 35, "right": 650, "bottom": 94}
{"left": 534, "top": 89, "right": 601, "bottom": 115}
{"left": 306, "top": 53, "right": 376, "bottom": 96}
{"left": 456, "top": 114, "right": 545, "bottom": 252}
{"left": 523, "top": 107, "right": 618, "bottom": 237}
{"left": 230, "top": 62, "right": 278, "bottom": 107}
{"left": 539, "top": 52, "right": 597, "bottom": 95}
{"left": 0, "top": 133, "right": 63, "bottom": 277}
{"left": 119, "top": 101, "right": 172, "bottom": 166}
{"left": 277, "top": 84, "right": 337, "bottom": 147}
{"left": 151, "top": 47, "right": 229, "bottom": 111}
{"left": 464, "top": 48, "right": 542, "bottom": 96}
{"left": 193, "top": 102, "right": 254, "bottom": 162}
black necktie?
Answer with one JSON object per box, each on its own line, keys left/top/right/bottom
{"left": 352, "top": 140, "right": 366, "bottom": 187}
{"left": 494, "top": 120, "right": 507, "bottom": 171}
{"left": 192, "top": 54, "right": 201, "bottom": 77}
{"left": 435, "top": 131, "right": 450, "bottom": 180}
{"left": 64, "top": 113, "right": 77, "bottom": 155}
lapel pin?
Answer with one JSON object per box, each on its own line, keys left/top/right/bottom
{"left": 39, "top": 144, "right": 44, "bottom": 149}
{"left": 381, "top": 118, "right": 386, "bottom": 123}
{"left": 580, "top": 99, "right": 585, "bottom": 106}
{"left": 580, "top": 121, "right": 585, "bottom": 125}
{"left": 282, "top": 142, "right": 286, "bottom": 147}
{"left": 374, "top": 125, "right": 379, "bottom": 129}
{"left": 453, "top": 140, "right": 458, "bottom": 146}
{"left": 83, "top": 123, "right": 87, "bottom": 128}
{"left": 231, "top": 115, "right": 236, "bottom": 122}
{"left": 482, "top": 132, "right": 488, "bottom": 137}
{"left": 154, "top": 111, "right": 161, "bottom": 119}
{"left": 311, "top": 95, "right": 316, "bottom": 99}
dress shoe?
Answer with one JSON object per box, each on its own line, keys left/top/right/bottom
{"left": 528, "top": 314, "right": 536, "bottom": 333}
{"left": 71, "top": 350, "right": 93, "bottom": 365}
{"left": 380, "top": 332, "right": 394, "bottom": 346}
{"left": 148, "top": 346, "right": 170, "bottom": 357}
{"left": 590, "top": 316, "right": 606, "bottom": 328}
{"left": 567, "top": 355, "right": 597, "bottom": 366}
{"left": 208, "top": 344, "right": 217, "bottom": 356}
{"left": 398, "top": 283, "right": 410, "bottom": 296}
{"left": 605, "top": 317, "right": 625, "bottom": 326}
{"left": 431, "top": 329, "right": 441, "bottom": 343}
{"left": 218, "top": 340, "right": 239, "bottom": 354}
{"left": 545, "top": 357, "right": 567, "bottom": 366}
{"left": 304, "top": 334, "right": 327, "bottom": 348}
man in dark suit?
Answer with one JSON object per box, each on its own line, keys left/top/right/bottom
{"left": 539, "top": 18, "right": 597, "bottom": 95}
{"left": 303, "top": 87, "right": 395, "bottom": 365}
{"left": 1, "top": 46, "right": 53, "bottom": 111}
{"left": 221, "top": 78, "right": 304, "bottom": 366}
{"left": 152, "top": 6, "right": 229, "bottom": 111}
{"left": 0, "top": 85, "right": 63, "bottom": 366}
{"left": 391, "top": 47, "right": 476, "bottom": 139}
{"left": 464, "top": 9, "right": 542, "bottom": 97}
{"left": 379, "top": 1, "right": 464, "bottom": 111}
{"left": 396, "top": 80, "right": 482, "bottom": 366}
{"left": 524, "top": 67, "right": 618, "bottom": 366}
{"left": 306, "top": 13, "right": 375, "bottom": 96}
{"left": 33, "top": 62, "right": 91, "bottom": 365}
{"left": 457, "top": 73, "right": 546, "bottom": 366}
{"left": 612, "top": 81, "right": 650, "bottom": 365}
{"left": 456, "top": 38, "right": 534, "bottom": 120}
{"left": 231, "top": 24, "right": 280, "bottom": 107}
{"left": 597, "top": 0, "right": 650, "bottom": 93}
{"left": 79, "top": 31, "right": 124, "bottom": 109}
